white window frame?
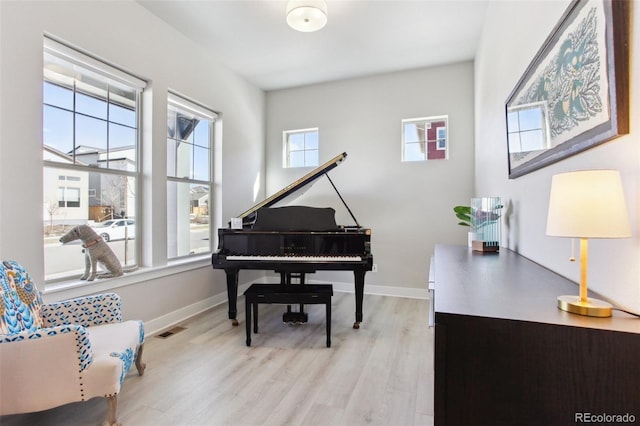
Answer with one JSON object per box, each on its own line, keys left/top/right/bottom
{"left": 283, "top": 127, "right": 319, "bottom": 168}
{"left": 166, "top": 92, "right": 217, "bottom": 259}
{"left": 43, "top": 37, "right": 145, "bottom": 283}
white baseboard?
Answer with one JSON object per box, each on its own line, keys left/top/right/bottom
{"left": 144, "top": 294, "right": 221, "bottom": 337}
{"left": 331, "top": 281, "right": 429, "bottom": 300}
{"left": 145, "top": 280, "right": 427, "bottom": 336}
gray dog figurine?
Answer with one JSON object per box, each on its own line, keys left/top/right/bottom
{"left": 59, "top": 225, "right": 124, "bottom": 281}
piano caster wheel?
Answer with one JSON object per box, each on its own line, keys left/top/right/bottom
{"left": 231, "top": 319, "right": 239, "bottom": 326}
{"left": 353, "top": 322, "right": 360, "bottom": 329}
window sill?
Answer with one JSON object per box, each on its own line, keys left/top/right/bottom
{"left": 42, "top": 254, "right": 212, "bottom": 301}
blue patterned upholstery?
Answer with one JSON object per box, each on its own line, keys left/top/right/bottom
{"left": 0, "top": 260, "right": 145, "bottom": 424}
{"left": 0, "top": 260, "right": 43, "bottom": 334}
{"left": 41, "top": 293, "right": 123, "bottom": 327}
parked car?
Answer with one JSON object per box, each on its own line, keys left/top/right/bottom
{"left": 91, "top": 219, "right": 135, "bottom": 242}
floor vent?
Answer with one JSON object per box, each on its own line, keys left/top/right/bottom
{"left": 156, "top": 326, "right": 186, "bottom": 339}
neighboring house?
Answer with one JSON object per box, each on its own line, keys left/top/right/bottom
{"left": 191, "top": 185, "right": 209, "bottom": 222}
{"left": 43, "top": 145, "right": 137, "bottom": 227}
{"left": 43, "top": 146, "right": 89, "bottom": 226}
{"left": 74, "top": 146, "right": 137, "bottom": 220}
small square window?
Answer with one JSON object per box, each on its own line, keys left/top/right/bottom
{"left": 401, "top": 116, "right": 449, "bottom": 162}
{"left": 283, "top": 128, "right": 319, "bottom": 168}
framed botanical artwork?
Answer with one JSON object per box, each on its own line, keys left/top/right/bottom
{"left": 505, "top": 0, "right": 630, "bottom": 179}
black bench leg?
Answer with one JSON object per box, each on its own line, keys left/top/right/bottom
{"left": 326, "top": 300, "right": 331, "bottom": 348}
{"left": 245, "top": 296, "right": 251, "bottom": 346}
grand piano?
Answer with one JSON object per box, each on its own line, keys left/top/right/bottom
{"left": 212, "top": 152, "right": 373, "bottom": 329}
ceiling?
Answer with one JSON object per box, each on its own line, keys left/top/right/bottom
{"left": 138, "top": 0, "right": 489, "bottom": 91}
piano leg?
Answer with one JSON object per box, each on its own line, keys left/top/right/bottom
{"left": 353, "top": 270, "right": 366, "bottom": 329}
{"left": 225, "top": 269, "right": 239, "bottom": 326}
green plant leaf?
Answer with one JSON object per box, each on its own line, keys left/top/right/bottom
{"left": 453, "top": 205, "right": 472, "bottom": 227}
{"left": 453, "top": 205, "right": 472, "bottom": 215}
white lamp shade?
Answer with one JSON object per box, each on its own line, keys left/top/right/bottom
{"left": 546, "top": 170, "right": 631, "bottom": 238}
{"left": 286, "top": 0, "right": 327, "bottom": 32}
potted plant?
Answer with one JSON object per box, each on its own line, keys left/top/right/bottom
{"left": 453, "top": 205, "right": 472, "bottom": 227}
{"left": 453, "top": 205, "right": 475, "bottom": 246}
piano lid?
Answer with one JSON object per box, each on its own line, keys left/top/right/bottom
{"left": 236, "top": 152, "right": 357, "bottom": 225}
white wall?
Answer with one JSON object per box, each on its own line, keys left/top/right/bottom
{"left": 475, "top": 1, "right": 640, "bottom": 312}
{"left": 0, "top": 1, "right": 266, "bottom": 327}
{"left": 266, "top": 63, "right": 475, "bottom": 293}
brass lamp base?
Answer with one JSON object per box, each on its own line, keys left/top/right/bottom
{"left": 557, "top": 295, "right": 612, "bottom": 318}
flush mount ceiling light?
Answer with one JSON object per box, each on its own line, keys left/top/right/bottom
{"left": 286, "top": 0, "right": 328, "bottom": 32}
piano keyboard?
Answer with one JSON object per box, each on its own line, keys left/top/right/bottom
{"left": 226, "top": 255, "right": 363, "bottom": 262}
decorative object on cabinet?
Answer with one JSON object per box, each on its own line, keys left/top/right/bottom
{"left": 546, "top": 169, "right": 631, "bottom": 317}
{"left": 470, "top": 197, "right": 502, "bottom": 252}
{"left": 0, "top": 260, "right": 145, "bottom": 425}
{"left": 505, "top": 0, "right": 630, "bottom": 179}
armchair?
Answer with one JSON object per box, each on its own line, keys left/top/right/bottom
{"left": 0, "top": 260, "right": 145, "bottom": 425}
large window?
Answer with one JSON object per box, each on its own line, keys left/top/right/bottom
{"left": 401, "top": 116, "right": 449, "bottom": 162}
{"left": 283, "top": 128, "right": 319, "bottom": 168}
{"left": 43, "top": 38, "right": 145, "bottom": 281}
{"left": 167, "top": 93, "right": 216, "bottom": 258}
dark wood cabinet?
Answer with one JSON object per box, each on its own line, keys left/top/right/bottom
{"left": 433, "top": 244, "right": 640, "bottom": 426}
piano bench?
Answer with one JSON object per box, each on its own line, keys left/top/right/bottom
{"left": 243, "top": 284, "right": 333, "bottom": 348}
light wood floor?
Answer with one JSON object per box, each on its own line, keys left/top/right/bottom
{"left": 1, "top": 292, "right": 434, "bottom": 426}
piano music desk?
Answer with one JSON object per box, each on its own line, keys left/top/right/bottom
{"left": 244, "top": 284, "right": 333, "bottom": 347}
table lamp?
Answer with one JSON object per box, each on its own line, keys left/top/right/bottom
{"left": 546, "top": 170, "right": 631, "bottom": 317}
